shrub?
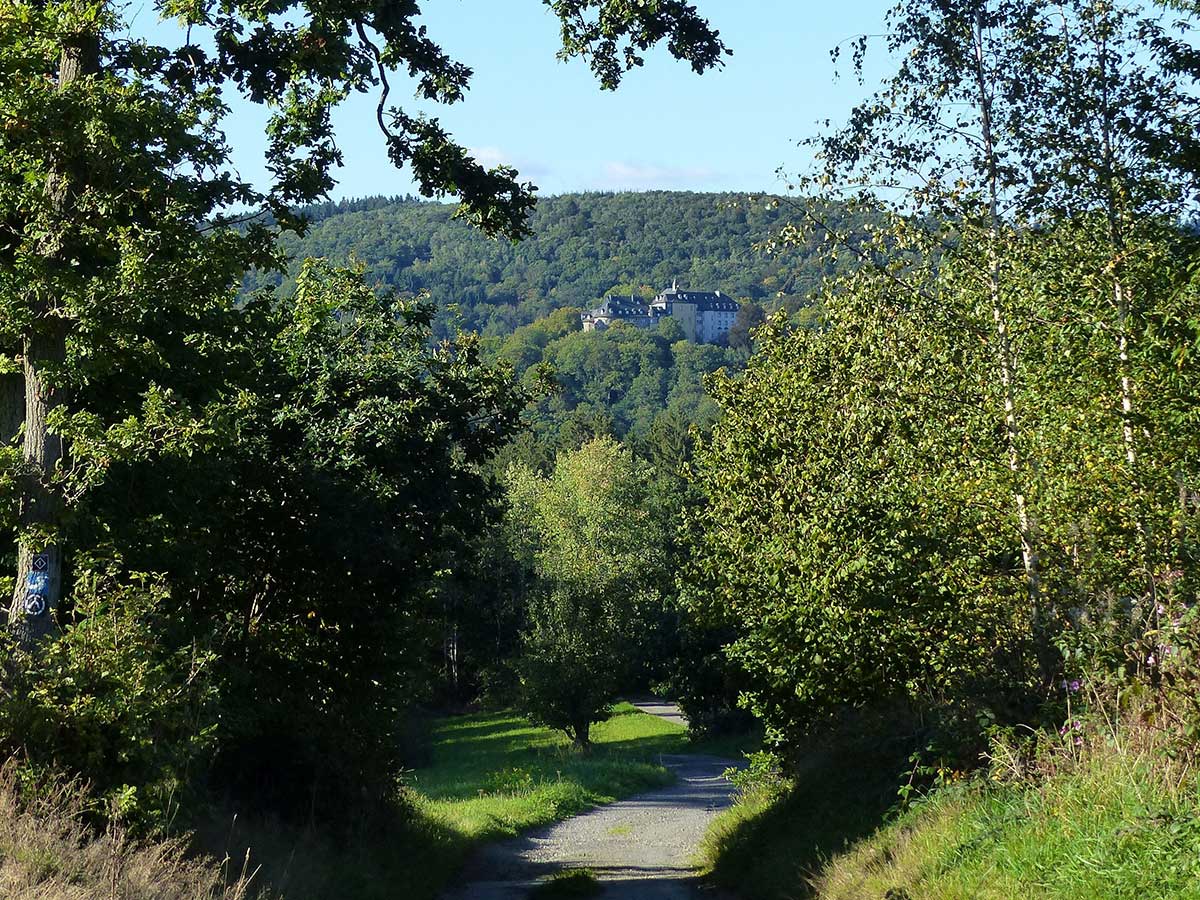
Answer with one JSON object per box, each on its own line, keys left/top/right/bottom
{"left": 0, "top": 565, "right": 217, "bottom": 831}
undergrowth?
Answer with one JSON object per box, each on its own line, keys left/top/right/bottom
{"left": 0, "top": 762, "right": 258, "bottom": 900}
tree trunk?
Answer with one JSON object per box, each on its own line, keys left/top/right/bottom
{"left": 1093, "top": 18, "right": 1148, "bottom": 579}
{"left": 972, "top": 11, "right": 1041, "bottom": 619}
{"left": 7, "top": 33, "right": 98, "bottom": 649}
{"left": 571, "top": 720, "right": 591, "bottom": 750}
{"left": 1095, "top": 20, "right": 1138, "bottom": 474}
{"left": 1115, "top": 281, "right": 1136, "bottom": 468}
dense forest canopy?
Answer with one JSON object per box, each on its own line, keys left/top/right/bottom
{"left": 249, "top": 191, "right": 863, "bottom": 336}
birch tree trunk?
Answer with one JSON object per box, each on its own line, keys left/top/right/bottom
{"left": 7, "top": 32, "right": 98, "bottom": 649}
{"left": 972, "top": 10, "right": 1041, "bottom": 617}
{"left": 1095, "top": 20, "right": 1138, "bottom": 474}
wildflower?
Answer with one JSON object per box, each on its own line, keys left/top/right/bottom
{"left": 1069, "top": 679, "right": 1081, "bottom": 693}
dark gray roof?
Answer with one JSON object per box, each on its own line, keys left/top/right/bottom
{"left": 655, "top": 288, "right": 737, "bottom": 312}
{"left": 589, "top": 295, "right": 650, "bottom": 317}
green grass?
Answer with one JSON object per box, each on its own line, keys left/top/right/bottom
{"left": 814, "top": 735, "right": 1200, "bottom": 900}
{"left": 701, "top": 714, "right": 1200, "bottom": 900}
{"left": 699, "top": 726, "right": 907, "bottom": 900}
{"left": 529, "top": 868, "right": 602, "bottom": 898}
{"left": 409, "top": 701, "right": 690, "bottom": 841}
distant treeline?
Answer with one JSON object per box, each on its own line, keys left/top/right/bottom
{"left": 249, "top": 191, "right": 867, "bottom": 336}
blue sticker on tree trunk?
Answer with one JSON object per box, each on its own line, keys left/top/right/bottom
{"left": 32, "top": 553, "right": 49, "bottom": 572}
{"left": 26, "top": 572, "right": 49, "bottom": 596}
{"left": 24, "top": 595, "right": 46, "bottom": 616}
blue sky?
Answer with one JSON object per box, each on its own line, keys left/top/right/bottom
{"left": 129, "top": 0, "right": 898, "bottom": 200}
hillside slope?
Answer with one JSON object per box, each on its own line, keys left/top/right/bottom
{"left": 250, "top": 191, "right": 860, "bottom": 337}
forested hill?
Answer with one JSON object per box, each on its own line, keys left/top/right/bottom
{"left": 251, "top": 191, "right": 862, "bottom": 336}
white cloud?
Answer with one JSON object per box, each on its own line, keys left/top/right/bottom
{"left": 467, "top": 146, "right": 550, "bottom": 180}
{"left": 468, "top": 146, "right": 510, "bottom": 168}
{"left": 600, "top": 161, "right": 721, "bottom": 190}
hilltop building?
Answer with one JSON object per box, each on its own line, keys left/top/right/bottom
{"left": 581, "top": 281, "right": 738, "bottom": 344}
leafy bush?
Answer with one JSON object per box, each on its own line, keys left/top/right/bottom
{"left": 0, "top": 565, "right": 217, "bottom": 831}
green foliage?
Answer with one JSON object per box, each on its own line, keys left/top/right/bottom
{"left": 250, "top": 192, "right": 865, "bottom": 337}
{"left": 0, "top": 565, "right": 217, "bottom": 831}
{"left": 680, "top": 0, "right": 1200, "bottom": 764}
{"left": 69, "top": 260, "right": 525, "bottom": 818}
{"left": 507, "top": 439, "right": 673, "bottom": 745}
{"left": 686, "top": 217, "right": 1200, "bottom": 754}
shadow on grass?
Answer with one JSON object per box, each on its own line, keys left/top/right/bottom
{"left": 528, "top": 867, "right": 602, "bottom": 898}
{"left": 702, "top": 723, "right": 915, "bottom": 900}
{"left": 415, "top": 739, "right": 678, "bottom": 803}
{"left": 194, "top": 792, "right": 474, "bottom": 900}
{"left": 414, "top": 705, "right": 690, "bottom": 803}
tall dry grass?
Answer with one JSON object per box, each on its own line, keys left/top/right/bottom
{"left": 0, "top": 762, "right": 262, "bottom": 900}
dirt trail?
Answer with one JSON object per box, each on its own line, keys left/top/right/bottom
{"left": 441, "top": 702, "right": 741, "bottom": 900}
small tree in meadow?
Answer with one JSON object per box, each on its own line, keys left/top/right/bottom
{"left": 508, "top": 438, "right": 666, "bottom": 748}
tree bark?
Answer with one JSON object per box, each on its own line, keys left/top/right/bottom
{"left": 1095, "top": 21, "right": 1138, "bottom": 474}
{"left": 7, "top": 33, "right": 98, "bottom": 648}
{"left": 972, "top": 10, "right": 1041, "bottom": 618}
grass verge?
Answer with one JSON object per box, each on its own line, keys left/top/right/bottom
{"left": 702, "top": 705, "right": 1200, "bottom": 899}
{"left": 814, "top": 719, "right": 1200, "bottom": 899}
{"left": 699, "top": 724, "right": 908, "bottom": 900}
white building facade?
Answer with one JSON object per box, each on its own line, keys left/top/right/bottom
{"left": 581, "top": 283, "right": 739, "bottom": 344}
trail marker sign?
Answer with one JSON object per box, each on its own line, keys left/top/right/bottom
{"left": 23, "top": 569, "right": 50, "bottom": 617}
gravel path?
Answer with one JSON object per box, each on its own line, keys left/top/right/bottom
{"left": 627, "top": 698, "right": 689, "bottom": 730}
{"left": 441, "top": 704, "right": 742, "bottom": 900}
